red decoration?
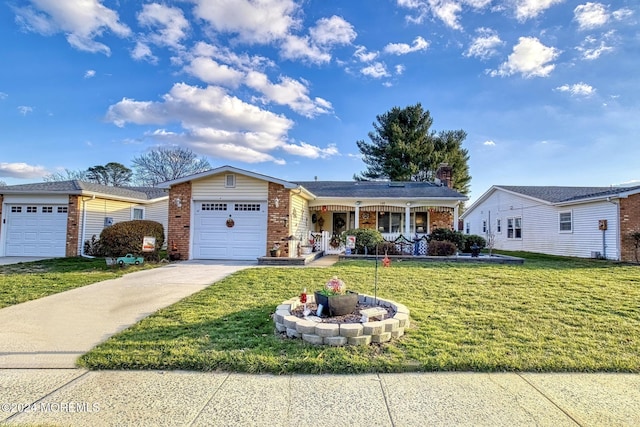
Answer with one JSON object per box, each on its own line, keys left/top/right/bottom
{"left": 382, "top": 255, "right": 391, "bottom": 268}
{"left": 300, "top": 291, "right": 307, "bottom": 304}
{"left": 321, "top": 205, "right": 327, "bottom": 212}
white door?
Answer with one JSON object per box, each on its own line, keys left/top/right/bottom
{"left": 193, "top": 201, "right": 267, "bottom": 260}
{"left": 5, "top": 204, "right": 68, "bottom": 257}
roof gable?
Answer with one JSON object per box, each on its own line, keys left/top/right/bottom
{"left": 159, "top": 165, "right": 298, "bottom": 189}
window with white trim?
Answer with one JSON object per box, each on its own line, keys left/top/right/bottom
{"left": 225, "top": 174, "right": 236, "bottom": 188}
{"left": 132, "top": 207, "right": 145, "bottom": 220}
{"left": 465, "top": 222, "right": 470, "bottom": 234}
{"left": 496, "top": 219, "right": 501, "bottom": 233}
{"left": 507, "top": 217, "right": 522, "bottom": 239}
{"left": 482, "top": 220, "right": 487, "bottom": 233}
{"left": 559, "top": 211, "right": 572, "bottom": 232}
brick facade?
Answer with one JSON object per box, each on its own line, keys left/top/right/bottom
{"left": 429, "top": 210, "right": 454, "bottom": 231}
{"left": 619, "top": 193, "right": 640, "bottom": 263}
{"left": 168, "top": 182, "right": 192, "bottom": 260}
{"left": 66, "top": 195, "right": 81, "bottom": 256}
{"left": 267, "top": 182, "right": 291, "bottom": 257}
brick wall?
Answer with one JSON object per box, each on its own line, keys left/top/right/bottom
{"left": 619, "top": 193, "right": 640, "bottom": 263}
{"left": 66, "top": 195, "right": 81, "bottom": 256}
{"left": 429, "top": 210, "right": 454, "bottom": 231}
{"left": 267, "top": 182, "right": 290, "bottom": 257}
{"left": 168, "top": 182, "right": 192, "bottom": 260}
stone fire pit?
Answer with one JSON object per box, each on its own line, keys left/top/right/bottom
{"left": 273, "top": 293, "right": 410, "bottom": 346}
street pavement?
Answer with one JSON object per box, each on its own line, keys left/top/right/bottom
{"left": 1, "top": 255, "right": 639, "bottom": 426}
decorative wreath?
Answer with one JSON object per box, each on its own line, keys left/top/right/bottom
{"left": 335, "top": 217, "right": 346, "bottom": 229}
{"left": 330, "top": 235, "right": 341, "bottom": 248}
{"left": 226, "top": 217, "right": 235, "bottom": 228}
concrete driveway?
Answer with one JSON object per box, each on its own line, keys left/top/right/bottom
{"left": 0, "top": 260, "right": 255, "bottom": 368}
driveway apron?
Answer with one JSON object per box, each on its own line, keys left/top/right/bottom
{"left": 0, "top": 260, "right": 254, "bottom": 369}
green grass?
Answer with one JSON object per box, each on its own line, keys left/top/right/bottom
{"left": 0, "top": 257, "right": 157, "bottom": 308}
{"left": 79, "top": 254, "right": 640, "bottom": 374}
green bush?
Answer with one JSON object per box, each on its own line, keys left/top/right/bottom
{"left": 343, "top": 228, "right": 384, "bottom": 254}
{"left": 428, "top": 228, "right": 466, "bottom": 251}
{"left": 427, "top": 240, "right": 457, "bottom": 256}
{"left": 99, "top": 220, "right": 165, "bottom": 260}
{"left": 83, "top": 234, "right": 104, "bottom": 257}
{"left": 463, "top": 235, "right": 487, "bottom": 253}
{"left": 376, "top": 241, "right": 402, "bottom": 255}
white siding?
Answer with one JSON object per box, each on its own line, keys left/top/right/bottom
{"left": 464, "top": 190, "right": 620, "bottom": 259}
{"left": 289, "top": 194, "right": 310, "bottom": 256}
{"left": 145, "top": 199, "right": 169, "bottom": 246}
{"left": 192, "top": 174, "right": 268, "bottom": 200}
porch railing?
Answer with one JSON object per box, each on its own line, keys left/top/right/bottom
{"left": 309, "top": 231, "right": 430, "bottom": 256}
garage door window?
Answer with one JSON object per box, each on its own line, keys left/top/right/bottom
{"left": 11, "top": 206, "right": 21, "bottom": 213}
{"left": 58, "top": 207, "right": 68, "bottom": 213}
{"left": 27, "top": 206, "right": 37, "bottom": 213}
{"left": 42, "top": 206, "right": 53, "bottom": 213}
{"left": 235, "top": 203, "right": 261, "bottom": 211}
{"left": 202, "top": 203, "right": 227, "bottom": 211}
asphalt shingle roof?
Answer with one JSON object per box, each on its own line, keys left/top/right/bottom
{"left": 295, "top": 181, "right": 467, "bottom": 199}
{"left": 0, "top": 180, "right": 167, "bottom": 200}
{"left": 498, "top": 185, "right": 640, "bottom": 203}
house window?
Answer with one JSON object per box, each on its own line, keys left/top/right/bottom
{"left": 225, "top": 174, "right": 236, "bottom": 188}
{"left": 559, "top": 211, "right": 572, "bottom": 232}
{"left": 132, "top": 207, "right": 145, "bottom": 220}
{"left": 482, "top": 220, "right": 487, "bottom": 233}
{"left": 42, "top": 206, "right": 53, "bottom": 213}
{"left": 507, "top": 217, "right": 522, "bottom": 239}
{"left": 58, "top": 206, "right": 68, "bottom": 213}
{"left": 377, "top": 211, "right": 402, "bottom": 233}
{"left": 414, "top": 212, "right": 428, "bottom": 233}
{"left": 465, "top": 222, "right": 470, "bottom": 234}
{"left": 496, "top": 219, "right": 501, "bottom": 233}
{"left": 11, "top": 206, "right": 22, "bottom": 213}
{"left": 27, "top": 206, "right": 37, "bottom": 213}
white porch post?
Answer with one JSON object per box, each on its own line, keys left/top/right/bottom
{"left": 453, "top": 204, "right": 460, "bottom": 231}
{"left": 354, "top": 203, "right": 360, "bottom": 229}
{"left": 405, "top": 205, "right": 411, "bottom": 236}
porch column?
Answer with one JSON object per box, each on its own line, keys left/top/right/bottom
{"left": 354, "top": 203, "right": 360, "bottom": 229}
{"left": 405, "top": 204, "right": 411, "bottom": 236}
{"left": 453, "top": 204, "right": 460, "bottom": 231}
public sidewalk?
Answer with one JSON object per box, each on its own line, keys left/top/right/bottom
{"left": 2, "top": 369, "right": 639, "bottom": 426}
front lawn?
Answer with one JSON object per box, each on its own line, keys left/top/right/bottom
{"left": 0, "top": 257, "right": 156, "bottom": 308}
{"left": 79, "top": 254, "right": 640, "bottom": 373}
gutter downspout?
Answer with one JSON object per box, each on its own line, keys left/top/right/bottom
{"left": 80, "top": 195, "right": 96, "bottom": 258}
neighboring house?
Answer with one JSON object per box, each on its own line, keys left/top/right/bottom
{"left": 461, "top": 185, "right": 640, "bottom": 261}
{"left": 161, "top": 165, "right": 468, "bottom": 261}
{"left": 0, "top": 181, "right": 168, "bottom": 258}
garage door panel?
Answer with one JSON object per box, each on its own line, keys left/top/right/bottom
{"left": 193, "top": 201, "right": 267, "bottom": 260}
{"left": 4, "top": 205, "right": 67, "bottom": 257}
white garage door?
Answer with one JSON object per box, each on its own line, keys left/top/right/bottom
{"left": 193, "top": 201, "right": 267, "bottom": 260}
{"left": 5, "top": 204, "right": 68, "bottom": 257}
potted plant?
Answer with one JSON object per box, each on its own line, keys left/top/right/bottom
{"left": 314, "top": 276, "right": 358, "bottom": 316}
{"left": 270, "top": 243, "right": 281, "bottom": 257}
{"left": 300, "top": 238, "right": 314, "bottom": 255}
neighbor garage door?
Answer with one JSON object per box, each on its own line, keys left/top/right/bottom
{"left": 193, "top": 201, "right": 267, "bottom": 260}
{"left": 4, "top": 204, "right": 68, "bottom": 257}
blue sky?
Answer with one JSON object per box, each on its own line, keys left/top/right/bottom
{"left": 1, "top": 0, "right": 638, "bottom": 204}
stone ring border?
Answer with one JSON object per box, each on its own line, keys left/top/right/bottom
{"left": 273, "top": 294, "right": 410, "bottom": 346}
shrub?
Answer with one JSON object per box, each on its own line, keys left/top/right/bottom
{"left": 99, "top": 220, "right": 165, "bottom": 260}
{"left": 428, "top": 228, "right": 466, "bottom": 251}
{"left": 376, "top": 241, "right": 402, "bottom": 255}
{"left": 343, "top": 228, "right": 384, "bottom": 254}
{"left": 427, "top": 240, "right": 457, "bottom": 256}
{"left": 463, "top": 235, "right": 487, "bottom": 253}
{"left": 83, "top": 234, "right": 104, "bottom": 257}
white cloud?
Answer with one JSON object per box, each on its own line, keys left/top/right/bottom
{"left": 105, "top": 83, "right": 331, "bottom": 165}
{"left": 84, "top": 69, "right": 96, "bottom": 79}
{"left": 184, "top": 57, "right": 245, "bottom": 88}
{"left": 131, "top": 41, "right": 158, "bottom": 63}
{"left": 137, "top": 3, "right": 190, "bottom": 49}
{"left": 309, "top": 16, "right": 356, "bottom": 46}
{"left": 574, "top": 2, "right": 609, "bottom": 30}
{"left": 483, "top": 140, "right": 496, "bottom": 146}
{"left": 514, "top": 0, "right": 565, "bottom": 22}
{"left": 354, "top": 46, "right": 378, "bottom": 62}
{"left": 0, "top": 162, "right": 48, "bottom": 178}
{"left": 555, "top": 82, "right": 596, "bottom": 97}
{"left": 361, "top": 62, "right": 390, "bottom": 78}
{"left": 0, "top": 92, "right": 8, "bottom": 100}
{"left": 490, "top": 37, "right": 560, "bottom": 78}
{"left": 244, "top": 71, "right": 333, "bottom": 118}
{"left": 281, "top": 142, "right": 339, "bottom": 159}
{"left": 191, "top": 42, "right": 274, "bottom": 71}
{"left": 384, "top": 36, "right": 429, "bottom": 55}
{"left": 465, "top": 28, "right": 503, "bottom": 59}
{"left": 395, "top": 64, "right": 406, "bottom": 75}
{"left": 612, "top": 8, "right": 634, "bottom": 21}
{"left": 17, "top": 106, "right": 33, "bottom": 115}
{"left": 280, "top": 35, "right": 331, "bottom": 63}
{"left": 193, "top": 0, "right": 299, "bottom": 44}
{"left": 13, "top": 0, "right": 130, "bottom": 55}
{"left": 576, "top": 33, "right": 615, "bottom": 60}
{"left": 396, "top": 0, "right": 491, "bottom": 29}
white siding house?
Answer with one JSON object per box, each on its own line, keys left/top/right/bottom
{"left": 461, "top": 185, "right": 640, "bottom": 260}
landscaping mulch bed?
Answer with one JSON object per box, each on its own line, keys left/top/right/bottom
{"left": 290, "top": 302, "right": 396, "bottom": 324}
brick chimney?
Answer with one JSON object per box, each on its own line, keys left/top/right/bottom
{"left": 436, "top": 163, "right": 453, "bottom": 188}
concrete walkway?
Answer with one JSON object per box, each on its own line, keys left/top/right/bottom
{"left": 0, "top": 260, "right": 255, "bottom": 368}
{"left": 2, "top": 370, "right": 640, "bottom": 426}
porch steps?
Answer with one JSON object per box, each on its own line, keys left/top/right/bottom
{"left": 258, "top": 251, "right": 325, "bottom": 266}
